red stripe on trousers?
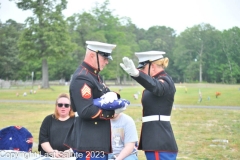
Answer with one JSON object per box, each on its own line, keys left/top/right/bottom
{"left": 155, "top": 151, "right": 160, "bottom": 160}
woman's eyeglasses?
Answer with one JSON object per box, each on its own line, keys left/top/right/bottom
{"left": 57, "top": 103, "right": 70, "bottom": 108}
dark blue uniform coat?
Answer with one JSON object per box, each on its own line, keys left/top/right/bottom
{"left": 132, "top": 70, "right": 178, "bottom": 152}
{"left": 64, "top": 62, "right": 114, "bottom": 153}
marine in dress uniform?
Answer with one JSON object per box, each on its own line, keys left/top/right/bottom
{"left": 64, "top": 41, "right": 125, "bottom": 160}
{"left": 120, "top": 51, "right": 178, "bottom": 160}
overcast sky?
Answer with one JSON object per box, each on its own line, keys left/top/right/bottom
{"left": 0, "top": 0, "right": 240, "bottom": 34}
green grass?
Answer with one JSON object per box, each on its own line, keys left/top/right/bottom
{"left": 0, "top": 83, "right": 240, "bottom": 159}
{"left": 0, "top": 85, "right": 69, "bottom": 100}
{"left": 1, "top": 83, "right": 240, "bottom": 106}
{"left": 174, "top": 83, "right": 240, "bottom": 106}
{"left": 172, "top": 108, "right": 240, "bottom": 160}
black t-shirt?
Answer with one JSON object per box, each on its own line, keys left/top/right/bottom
{"left": 38, "top": 114, "right": 74, "bottom": 155}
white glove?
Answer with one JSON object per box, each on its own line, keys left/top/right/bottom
{"left": 100, "top": 92, "right": 118, "bottom": 103}
{"left": 115, "top": 105, "right": 127, "bottom": 114}
{"left": 120, "top": 57, "right": 139, "bottom": 77}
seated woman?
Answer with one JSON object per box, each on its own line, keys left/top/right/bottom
{"left": 38, "top": 93, "right": 75, "bottom": 158}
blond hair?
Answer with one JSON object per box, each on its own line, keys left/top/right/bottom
{"left": 152, "top": 57, "right": 169, "bottom": 68}
{"left": 54, "top": 93, "right": 75, "bottom": 119}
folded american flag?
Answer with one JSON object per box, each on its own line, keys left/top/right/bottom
{"left": 93, "top": 98, "right": 130, "bottom": 110}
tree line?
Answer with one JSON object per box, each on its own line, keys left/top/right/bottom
{"left": 1, "top": 0, "right": 240, "bottom": 88}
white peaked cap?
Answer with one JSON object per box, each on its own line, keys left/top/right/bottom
{"left": 86, "top": 41, "right": 116, "bottom": 54}
{"left": 135, "top": 51, "right": 166, "bottom": 63}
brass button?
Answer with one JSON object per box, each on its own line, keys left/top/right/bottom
{"left": 95, "top": 122, "right": 97, "bottom": 125}
{"left": 102, "top": 114, "right": 104, "bottom": 116}
{"left": 107, "top": 115, "right": 109, "bottom": 117}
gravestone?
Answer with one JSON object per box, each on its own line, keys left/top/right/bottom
{"left": 1, "top": 81, "right": 11, "bottom": 89}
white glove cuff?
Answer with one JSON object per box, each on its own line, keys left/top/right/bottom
{"left": 130, "top": 69, "right": 139, "bottom": 77}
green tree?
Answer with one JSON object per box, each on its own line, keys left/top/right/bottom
{"left": 67, "top": 0, "right": 138, "bottom": 83}
{"left": 139, "top": 26, "right": 177, "bottom": 80}
{"left": 67, "top": 12, "right": 100, "bottom": 66}
{"left": 0, "top": 19, "right": 24, "bottom": 80}
{"left": 220, "top": 27, "right": 240, "bottom": 83}
{"left": 12, "top": 0, "right": 75, "bottom": 88}
{"left": 173, "top": 23, "right": 220, "bottom": 82}
{"left": 91, "top": 0, "right": 131, "bottom": 81}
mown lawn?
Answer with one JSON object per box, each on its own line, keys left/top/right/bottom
{"left": 0, "top": 83, "right": 240, "bottom": 159}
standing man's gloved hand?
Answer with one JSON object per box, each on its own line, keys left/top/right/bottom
{"left": 120, "top": 57, "right": 139, "bottom": 77}
{"left": 101, "top": 92, "right": 118, "bottom": 103}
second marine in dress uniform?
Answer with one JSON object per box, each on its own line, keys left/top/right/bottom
{"left": 120, "top": 51, "right": 178, "bottom": 160}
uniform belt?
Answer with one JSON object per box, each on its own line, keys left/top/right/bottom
{"left": 142, "top": 115, "right": 171, "bottom": 122}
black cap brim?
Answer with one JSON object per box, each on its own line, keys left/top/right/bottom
{"left": 137, "top": 61, "right": 149, "bottom": 69}
{"left": 98, "top": 52, "right": 113, "bottom": 60}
